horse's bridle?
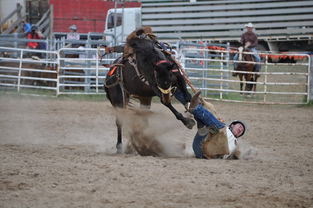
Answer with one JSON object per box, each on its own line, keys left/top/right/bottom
{"left": 155, "top": 60, "right": 169, "bottom": 66}
{"left": 154, "top": 59, "right": 173, "bottom": 94}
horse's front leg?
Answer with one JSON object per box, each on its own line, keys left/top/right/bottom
{"left": 239, "top": 74, "right": 244, "bottom": 95}
{"left": 163, "top": 102, "right": 195, "bottom": 129}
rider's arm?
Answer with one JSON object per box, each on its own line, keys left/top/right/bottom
{"left": 112, "top": 45, "right": 124, "bottom": 53}
{"left": 240, "top": 33, "right": 246, "bottom": 46}
{"left": 104, "top": 45, "right": 125, "bottom": 53}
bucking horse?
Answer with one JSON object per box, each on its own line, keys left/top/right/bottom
{"left": 104, "top": 29, "right": 195, "bottom": 153}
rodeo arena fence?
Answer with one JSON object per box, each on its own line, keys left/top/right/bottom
{"left": 0, "top": 37, "right": 312, "bottom": 105}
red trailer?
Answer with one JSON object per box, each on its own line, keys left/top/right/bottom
{"left": 49, "top": 0, "right": 140, "bottom": 33}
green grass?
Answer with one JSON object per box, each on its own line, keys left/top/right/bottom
{"left": 58, "top": 94, "right": 106, "bottom": 102}
{"left": 0, "top": 88, "right": 107, "bottom": 102}
{"left": 306, "top": 100, "right": 313, "bottom": 106}
{"left": 0, "top": 88, "right": 56, "bottom": 97}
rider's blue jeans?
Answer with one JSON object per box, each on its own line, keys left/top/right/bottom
{"left": 173, "top": 89, "right": 187, "bottom": 105}
{"left": 234, "top": 47, "right": 261, "bottom": 71}
{"left": 191, "top": 104, "right": 226, "bottom": 158}
{"left": 193, "top": 132, "right": 207, "bottom": 158}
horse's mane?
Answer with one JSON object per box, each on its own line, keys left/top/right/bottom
{"left": 128, "top": 37, "right": 155, "bottom": 56}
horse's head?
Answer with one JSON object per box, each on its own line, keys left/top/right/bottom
{"left": 237, "top": 46, "right": 254, "bottom": 62}
{"left": 238, "top": 46, "right": 244, "bottom": 62}
{"left": 128, "top": 37, "right": 174, "bottom": 103}
{"left": 154, "top": 59, "right": 174, "bottom": 90}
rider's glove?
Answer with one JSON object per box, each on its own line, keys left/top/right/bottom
{"left": 245, "top": 42, "right": 251, "bottom": 49}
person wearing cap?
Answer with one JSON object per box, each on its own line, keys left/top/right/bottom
{"left": 233, "top": 22, "right": 261, "bottom": 73}
{"left": 27, "top": 25, "right": 45, "bottom": 50}
{"left": 188, "top": 91, "right": 247, "bottom": 159}
{"left": 26, "top": 25, "right": 46, "bottom": 60}
{"left": 66, "top": 25, "right": 80, "bottom": 48}
{"left": 67, "top": 25, "right": 80, "bottom": 40}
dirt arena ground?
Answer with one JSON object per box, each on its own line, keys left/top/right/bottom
{"left": 0, "top": 95, "right": 313, "bottom": 208}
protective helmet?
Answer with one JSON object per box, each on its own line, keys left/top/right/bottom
{"left": 31, "top": 25, "right": 38, "bottom": 31}
{"left": 244, "top": 22, "right": 254, "bottom": 28}
{"left": 229, "top": 120, "right": 246, "bottom": 138}
{"left": 69, "top": 25, "right": 77, "bottom": 31}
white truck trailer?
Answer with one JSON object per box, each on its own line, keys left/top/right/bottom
{"left": 104, "top": 0, "right": 313, "bottom": 54}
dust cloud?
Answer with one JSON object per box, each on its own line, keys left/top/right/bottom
{"left": 115, "top": 108, "right": 193, "bottom": 158}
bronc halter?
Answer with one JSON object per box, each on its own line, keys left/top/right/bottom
{"left": 129, "top": 33, "right": 175, "bottom": 96}
{"left": 155, "top": 59, "right": 173, "bottom": 95}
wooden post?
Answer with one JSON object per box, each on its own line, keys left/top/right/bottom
{"left": 50, "top": 4, "right": 54, "bottom": 39}
{"left": 17, "top": 3, "right": 22, "bottom": 22}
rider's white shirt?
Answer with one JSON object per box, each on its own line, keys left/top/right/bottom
{"left": 223, "top": 128, "right": 238, "bottom": 159}
{"left": 67, "top": 33, "right": 80, "bottom": 40}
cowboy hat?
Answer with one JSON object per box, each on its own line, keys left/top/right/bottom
{"left": 69, "top": 25, "right": 77, "bottom": 31}
{"left": 244, "top": 22, "right": 254, "bottom": 28}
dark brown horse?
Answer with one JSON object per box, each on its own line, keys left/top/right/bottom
{"left": 233, "top": 47, "right": 259, "bottom": 95}
{"left": 104, "top": 34, "right": 195, "bottom": 153}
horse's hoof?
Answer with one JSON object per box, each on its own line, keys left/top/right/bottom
{"left": 185, "top": 118, "right": 196, "bottom": 129}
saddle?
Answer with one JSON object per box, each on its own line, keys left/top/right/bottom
{"left": 245, "top": 49, "right": 256, "bottom": 62}
{"left": 124, "top": 26, "right": 157, "bottom": 58}
{"left": 104, "top": 57, "right": 124, "bottom": 88}
{"left": 105, "top": 26, "right": 176, "bottom": 89}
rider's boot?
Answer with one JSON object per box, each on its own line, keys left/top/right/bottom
{"left": 189, "top": 91, "right": 201, "bottom": 112}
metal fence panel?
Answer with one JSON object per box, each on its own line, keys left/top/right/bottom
{"left": 0, "top": 45, "right": 310, "bottom": 104}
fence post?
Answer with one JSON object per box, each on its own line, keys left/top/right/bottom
{"left": 96, "top": 50, "right": 99, "bottom": 93}
{"left": 56, "top": 50, "right": 60, "bottom": 96}
{"left": 50, "top": 4, "right": 54, "bottom": 39}
{"left": 13, "top": 33, "right": 19, "bottom": 57}
{"left": 309, "top": 55, "right": 313, "bottom": 102}
{"left": 17, "top": 50, "right": 24, "bottom": 92}
{"left": 17, "top": 3, "right": 22, "bottom": 23}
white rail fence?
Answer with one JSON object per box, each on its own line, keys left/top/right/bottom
{"left": 0, "top": 47, "right": 58, "bottom": 93}
{"left": 58, "top": 47, "right": 111, "bottom": 95}
{"left": 0, "top": 46, "right": 311, "bottom": 104}
{"left": 178, "top": 47, "right": 310, "bottom": 104}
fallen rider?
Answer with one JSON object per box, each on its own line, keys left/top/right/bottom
{"left": 123, "top": 91, "right": 250, "bottom": 159}
{"left": 188, "top": 91, "right": 247, "bottom": 159}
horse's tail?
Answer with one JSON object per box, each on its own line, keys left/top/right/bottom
{"left": 104, "top": 83, "right": 110, "bottom": 99}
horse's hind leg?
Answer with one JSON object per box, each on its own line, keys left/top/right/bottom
{"left": 139, "top": 96, "right": 152, "bottom": 110}
{"left": 105, "top": 82, "right": 127, "bottom": 153}
{"left": 116, "top": 119, "right": 123, "bottom": 153}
